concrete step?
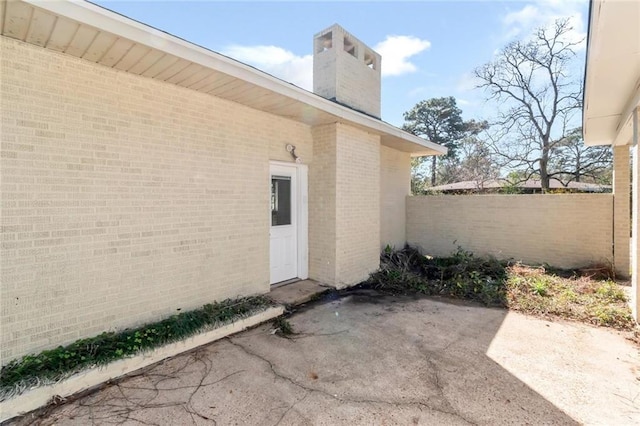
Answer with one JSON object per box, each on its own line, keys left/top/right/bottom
{"left": 268, "top": 279, "right": 331, "bottom": 307}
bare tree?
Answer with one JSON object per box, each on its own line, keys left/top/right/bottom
{"left": 550, "top": 127, "right": 612, "bottom": 185}
{"left": 475, "top": 18, "right": 583, "bottom": 191}
{"left": 437, "top": 136, "right": 500, "bottom": 186}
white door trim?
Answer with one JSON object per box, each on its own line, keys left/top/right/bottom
{"left": 296, "top": 164, "right": 309, "bottom": 280}
{"left": 270, "top": 161, "right": 308, "bottom": 282}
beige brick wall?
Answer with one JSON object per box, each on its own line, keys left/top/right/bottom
{"left": 308, "top": 123, "right": 381, "bottom": 288}
{"left": 334, "top": 54, "right": 381, "bottom": 118}
{"left": 380, "top": 146, "right": 410, "bottom": 249}
{"left": 313, "top": 26, "right": 381, "bottom": 118}
{"left": 309, "top": 124, "right": 337, "bottom": 284}
{"left": 335, "top": 124, "right": 380, "bottom": 287}
{"left": 407, "top": 194, "right": 613, "bottom": 269}
{"left": 632, "top": 137, "right": 640, "bottom": 322}
{"left": 613, "top": 146, "right": 630, "bottom": 278}
{"left": 0, "top": 37, "right": 313, "bottom": 361}
{"left": 312, "top": 50, "right": 337, "bottom": 104}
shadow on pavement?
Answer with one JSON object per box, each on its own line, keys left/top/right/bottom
{"left": 11, "top": 288, "right": 640, "bottom": 425}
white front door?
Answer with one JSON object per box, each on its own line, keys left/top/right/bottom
{"left": 270, "top": 164, "right": 298, "bottom": 284}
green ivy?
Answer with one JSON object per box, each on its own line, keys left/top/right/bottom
{"left": 1, "top": 296, "right": 273, "bottom": 398}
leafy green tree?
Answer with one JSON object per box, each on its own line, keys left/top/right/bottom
{"left": 402, "top": 96, "right": 486, "bottom": 187}
{"left": 410, "top": 158, "right": 429, "bottom": 194}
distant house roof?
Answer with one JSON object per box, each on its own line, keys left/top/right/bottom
{"left": 427, "top": 179, "right": 611, "bottom": 193}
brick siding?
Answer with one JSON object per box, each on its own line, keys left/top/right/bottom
{"left": 380, "top": 146, "right": 410, "bottom": 249}
{"left": 407, "top": 194, "right": 613, "bottom": 269}
{"left": 0, "top": 37, "right": 313, "bottom": 361}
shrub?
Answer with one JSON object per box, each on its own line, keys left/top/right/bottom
{"left": 369, "top": 246, "right": 635, "bottom": 331}
{"left": 368, "top": 246, "right": 508, "bottom": 306}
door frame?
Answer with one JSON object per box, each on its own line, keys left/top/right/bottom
{"left": 269, "top": 161, "right": 308, "bottom": 282}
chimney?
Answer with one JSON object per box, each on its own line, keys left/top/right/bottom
{"left": 313, "top": 24, "right": 382, "bottom": 118}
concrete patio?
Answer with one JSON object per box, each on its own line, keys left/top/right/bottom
{"left": 12, "top": 290, "right": 640, "bottom": 425}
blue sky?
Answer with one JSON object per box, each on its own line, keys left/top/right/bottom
{"left": 93, "top": 0, "right": 588, "bottom": 127}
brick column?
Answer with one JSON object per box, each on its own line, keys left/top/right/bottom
{"left": 309, "top": 123, "right": 381, "bottom": 289}
{"left": 632, "top": 110, "right": 640, "bottom": 322}
{"left": 613, "top": 146, "right": 631, "bottom": 279}
{"left": 309, "top": 124, "right": 338, "bottom": 285}
{"left": 334, "top": 124, "right": 380, "bottom": 288}
{"left": 633, "top": 144, "right": 639, "bottom": 321}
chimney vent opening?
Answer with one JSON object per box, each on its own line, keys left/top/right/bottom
{"left": 316, "top": 32, "right": 333, "bottom": 53}
{"left": 364, "top": 50, "right": 377, "bottom": 70}
{"left": 343, "top": 37, "right": 357, "bottom": 58}
{"left": 312, "top": 24, "right": 381, "bottom": 118}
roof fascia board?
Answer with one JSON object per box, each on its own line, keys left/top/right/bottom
{"left": 611, "top": 106, "right": 640, "bottom": 146}
{"left": 583, "top": 1, "right": 600, "bottom": 109}
{"left": 583, "top": 0, "right": 602, "bottom": 142}
{"left": 25, "top": 0, "right": 446, "bottom": 155}
{"left": 613, "top": 118, "right": 632, "bottom": 146}
{"left": 613, "top": 79, "right": 640, "bottom": 145}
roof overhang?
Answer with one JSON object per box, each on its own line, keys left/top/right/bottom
{"left": 0, "top": 0, "right": 446, "bottom": 156}
{"left": 583, "top": 0, "right": 640, "bottom": 146}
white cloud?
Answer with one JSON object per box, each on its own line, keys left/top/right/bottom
{"left": 503, "top": 4, "right": 539, "bottom": 38}
{"left": 502, "top": 0, "right": 587, "bottom": 49}
{"left": 221, "top": 33, "right": 431, "bottom": 90}
{"left": 374, "top": 35, "right": 431, "bottom": 77}
{"left": 222, "top": 45, "right": 313, "bottom": 90}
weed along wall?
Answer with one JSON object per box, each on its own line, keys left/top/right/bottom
{"left": 406, "top": 194, "right": 614, "bottom": 269}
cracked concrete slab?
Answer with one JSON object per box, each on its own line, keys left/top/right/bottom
{"left": 12, "top": 290, "right": 640, "bottom": 425}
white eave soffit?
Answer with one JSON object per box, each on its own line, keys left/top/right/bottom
{"left": 1, "top": 0, "right": 446, "bottom": 156}
{"left": 583, "top": 0, "right": 640, "bottom": 146}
